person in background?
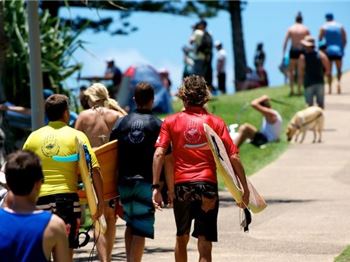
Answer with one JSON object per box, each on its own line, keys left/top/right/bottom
{"left": 318, "top": 13, "right": 347, "bottom": 94}
{"left": 159, "top": 68, "right": 172, "bottom": 93}
{"left": 254, "top": 42, "right": 266, "bottom": 69}
{"left": 190, "top": 20, "right": 214, "bottom": 90}
{"left": 0, "top": 150, "right": 70, "bottom": 262}
{"left": 105, "top": 59, "right": 123, "bottom": 97}
{"left": 300, "top": 36, "right": 330, "bottom": 109}
{"left": 182, "top": 45, "right": 194, "bottom": 79}
{"left": 282, "top": 12, "right": 310, "bottom": 96}
{"left": 75, "top": 83, "right": 127, "bottom": 262}
{"left": 235, "top": 95, "right": 282, "bottom": 148}
{"left": 215, "top": 41, "right": 227, "bottom": 94}
{"left": 152, "top": 75, "right": 249, "bottom": 262}
{"left": 23, "top": 94, "right": 104, "bottom": 259}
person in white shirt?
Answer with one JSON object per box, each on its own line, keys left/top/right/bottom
{"left": 235, "top": 95, "right": 282, "bottom": 148}
{"left": 215, "top": 41, "right": 227, "bottom": 94}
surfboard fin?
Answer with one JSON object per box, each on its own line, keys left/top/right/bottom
{"left": 240, "top": 208, "right": 252, "bottom": 232}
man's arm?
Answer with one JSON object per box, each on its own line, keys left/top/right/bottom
{"left": 0, "top": 104, "right": 31, "bottom": 115}
{"left": 282, "top": 29, "right": 290, "bottom": 54}
{"left": 229, "top": 153, "right": 250, "bottom": 208}
{"left": 44, "top": 215, "right": 71, "bottom": 262}
{"left": 319, "top": 51, "right": 330, "bottom": 76}
{"left": 164, "top": 153, "right": 174, "bottom": 206}
{"left": 152, "top": 146, "right": 167, "bottom": 210}
{"left": 251, "top": 95, "right": 277, "bottom": 123}
{"left": 341, "top": 27, "right": 347, "bottom": 48}
{"left": 318, "top": 27, "right": 325, "bottom": 41}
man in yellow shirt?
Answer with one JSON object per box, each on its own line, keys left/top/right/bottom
{"left": 23, "top": 94, "right": 104, "bottom": 259}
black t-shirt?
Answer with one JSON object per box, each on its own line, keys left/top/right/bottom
{"left": 110, "top": 109, "right": 162, "bottom": 184}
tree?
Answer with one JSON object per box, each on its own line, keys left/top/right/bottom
{"left": 1, "top": 0, "right": 84, "bottom": 106}
{"left": 40, "top": 0, "right": 248, "bottom": 91}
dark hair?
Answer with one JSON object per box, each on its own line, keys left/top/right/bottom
{"left": 178, "top": 75, "right": 210, "bottom": 106}
{"left": 45, "top": 94, "right": 69, "bottom": 121}
{"left": 5, "top": 150, "right": 43, "bottom": 196}
{"left": 134, "top": 82, "right": 154, "bottom": 107}
{"left": 325, "top": 13, "right": 334, "bottom": 21}
{"left": 296, "top": 12, "right": 303, "bottom": 23}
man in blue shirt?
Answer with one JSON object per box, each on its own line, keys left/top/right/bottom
{"left": 0, "top": 150, "right": 70, "bottom": 261}
{"left": 319, "top": 13, "right": 347, "bottom": 94}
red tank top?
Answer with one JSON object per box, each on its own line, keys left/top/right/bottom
{"left": 156, "top": 106, "right": 238, "bottom": 184}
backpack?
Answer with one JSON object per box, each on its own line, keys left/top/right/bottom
{"left": 197, "top": 31, "right": 213, "bottom": 57}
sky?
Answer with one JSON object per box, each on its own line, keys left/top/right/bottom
{"left": 60, "top": 1, "right": 350, "bottom": 95}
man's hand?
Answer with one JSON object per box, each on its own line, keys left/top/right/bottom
{"left": 92, "top": 201, "right": 104, "bottom": 221}
{"left": 237, "top": 190, "right": 250, "bottom": 209}
{"left": 152, "top": 188, "right": 163, "bottom": 211}
{"left": 167, "top": 191, "right": 175, "bottom": 207}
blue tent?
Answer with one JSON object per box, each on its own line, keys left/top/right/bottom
{"left": 118, "top": 64, "right": 173, "bottom": 114}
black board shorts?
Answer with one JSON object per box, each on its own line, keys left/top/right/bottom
{"left": 251, "top": 132, "right": 268, "bottom": 147}
{"left": 37, "top": 193, "right": 81, "bottom": 248}
{"left": 289, "top": 47, "right": 304, "bottom": 59}
{"left": 173, "top": 182, "right": 219, "bottom": 242}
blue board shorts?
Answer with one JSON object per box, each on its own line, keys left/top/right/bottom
{"left": 119, "top": 180, "right": 155, "bottom": 239}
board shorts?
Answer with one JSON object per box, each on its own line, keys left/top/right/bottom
{"left": 119, "top": 180, "right": 155, "bottom": 239}
{"left": 289, "top": 47, "right": 304, "bottom": 59}
{"left": 326, "top": 54, "right": 343, "bottom": 61}
{"left": 173, "top": 182, "right": 219, "bottom": 242}
{"left": 37, "top": 193, "right": 81, "bottom": 248}
{"left": 251, "top": 132, "right": 268, "bottom": 147}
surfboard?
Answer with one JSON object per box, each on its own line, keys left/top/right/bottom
{"left": 76, "top": 137, "right": 107, "bottom": 234}
{"left": 203, "top": 123, "right": 267, "bottom": 214}
{"left": 94, "top": 140, "right": 118, "bottom": 200}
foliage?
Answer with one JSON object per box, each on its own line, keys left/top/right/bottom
{"left": 171, "top": 85, "right": 306, "bottom": 187}
{"left": 335, "top": 246, "right": 350, "bottom": 262}
{"left": 2, "top": 0, "right": 83, "bottom": 106}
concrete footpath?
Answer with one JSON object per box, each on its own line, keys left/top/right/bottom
{"left": 75, "top": 73, "right": 350, "bottom": 262}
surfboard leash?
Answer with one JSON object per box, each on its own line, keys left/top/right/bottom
{"left": 239, "top": 208, "right": 252, "bottom": 232}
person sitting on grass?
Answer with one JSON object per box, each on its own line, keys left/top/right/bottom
{"left": 235, "top": 95, "right": 283, "bottom": 148}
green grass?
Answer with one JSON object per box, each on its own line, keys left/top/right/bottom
{"left": 169, "top": 85, "right": 306, "bottom": 188}
{"left": 335, "top": 246, "right": 350, "bottom": 262}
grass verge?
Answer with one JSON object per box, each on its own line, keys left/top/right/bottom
{"left": 334, "top": 246, "right": 350, "bottom": 262}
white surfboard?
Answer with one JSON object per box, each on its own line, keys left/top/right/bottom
{"left": 203, "top": 123, "right": 267, "bottom": 214}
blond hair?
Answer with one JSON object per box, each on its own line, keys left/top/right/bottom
{"left": 85, "top": 83, "right": 127, "bottom": 115}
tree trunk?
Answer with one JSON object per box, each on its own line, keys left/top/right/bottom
{"left": 0, "top": 0, "right": 8, "bottom": 100}
{"left": 228, "top": 0, "right": 247, "bottom": 92}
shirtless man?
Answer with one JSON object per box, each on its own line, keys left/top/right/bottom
{"left": 75, "top": 83, "right": 126, "bottom": 262}
{"left": 0, "top": 150, "right": 70, "bottom": 262}
{"left": 283, "top": 12, "right": 310, "bottom": 96}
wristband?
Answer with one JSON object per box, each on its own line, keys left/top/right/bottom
{"left": 151, "top": 184, "right": 160, "bottom": 189}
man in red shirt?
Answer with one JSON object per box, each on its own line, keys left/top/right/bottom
{"left": 152, "top": 75, "right": 250, "bottom": 262}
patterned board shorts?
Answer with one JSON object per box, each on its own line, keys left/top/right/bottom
{"left": 174, "top": 182, "right": 219, "bottom": 242}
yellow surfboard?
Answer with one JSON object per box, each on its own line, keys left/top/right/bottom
{"left": 203, "top": 123, "right": 267, "bottom": 214}
{"left": 76, "top": 137, "right": 107, "bottom": 234}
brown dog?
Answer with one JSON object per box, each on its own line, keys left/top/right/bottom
{"left": 286, "top": 106, "right": 324, "bottom": 143}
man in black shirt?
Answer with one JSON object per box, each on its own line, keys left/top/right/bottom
{"left": 300, "top": 36, "right": 330, "bottom": 108}
{"left": 110, "top": 82, "right": 170, "bottom": 262}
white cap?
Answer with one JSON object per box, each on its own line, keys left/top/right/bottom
{"left": 215, "top": 40, "right": 222, "bottom": 47}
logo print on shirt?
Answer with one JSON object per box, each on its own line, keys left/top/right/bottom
{"left": 41, "top": 134, "right": 60, "bottom": 157}
{"left": 184, "top": 120, "right": 201, "bottom": 144}
{"left": 128, "top": 119, "right": 145, "bottom": 144}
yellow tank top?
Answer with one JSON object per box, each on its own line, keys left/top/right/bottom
{"left": 23, "top": 121, "right": 99, "bottom": 197}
